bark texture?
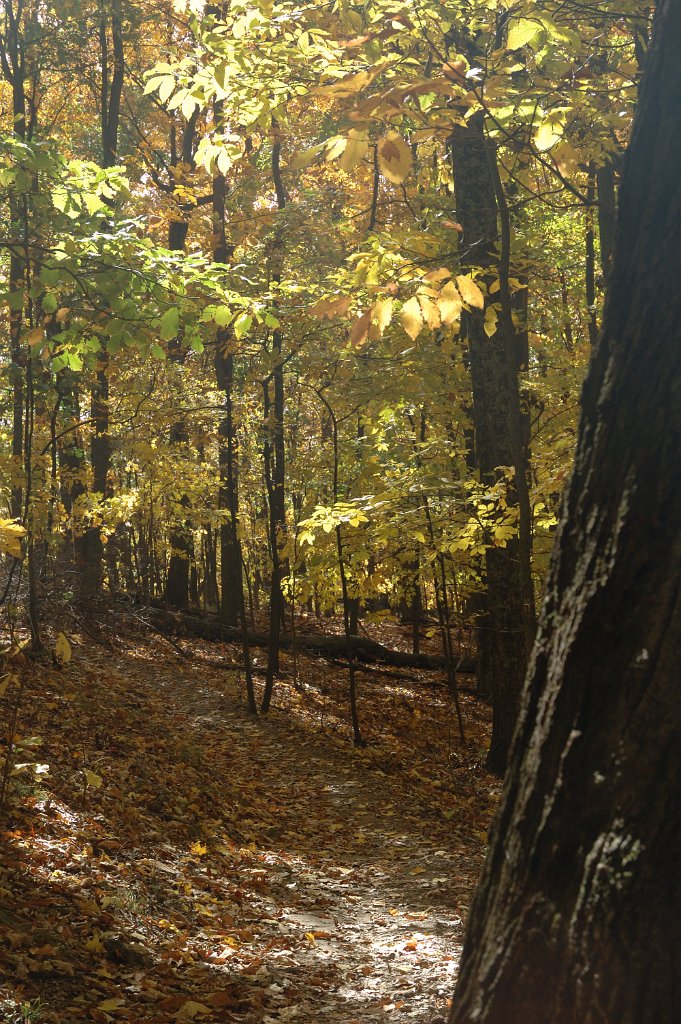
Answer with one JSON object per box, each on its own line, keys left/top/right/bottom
{"left": 449, "top": 4, "right": 681, "bottom": 1020}
{"left": 451, "top": 114, "right": 533, "bottom": 772}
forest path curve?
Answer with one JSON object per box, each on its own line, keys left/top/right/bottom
{"left": 0, "top": 630, "right": 495, "bottom": 1024}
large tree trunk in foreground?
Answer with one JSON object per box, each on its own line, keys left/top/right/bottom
{"left": 449, "top": 4, "right": 681, "bottom": 1021}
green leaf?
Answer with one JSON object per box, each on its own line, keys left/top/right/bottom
{"left": 214, "top": 306, "right": 233, "bottom": 326}
{"left": 160, "top": 306, "right": 180, "bottom": 341}
{"left": 158, "top": 76, "right": 176, "bottom": 105}
{"left": 233, "top": 312, "right": 252, "bottom": 339}
{"left": 507, "top": 18, "right": 543, "bottom": 51}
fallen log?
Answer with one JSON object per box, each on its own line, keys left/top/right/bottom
{"left": 142, "top": 606, "right": 476, "bottom": 673}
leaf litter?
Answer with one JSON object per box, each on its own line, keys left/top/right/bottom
{"left": 0, "top": 620, "right": 498, "bottom": 1024}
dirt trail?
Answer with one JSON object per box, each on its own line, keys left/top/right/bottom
{"left": 0, "top": 632, "right": 495, "bottom": 1024}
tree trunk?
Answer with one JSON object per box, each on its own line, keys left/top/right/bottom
{"left": 145, "top": 606, "right": 474, "bottom": 671}
{"left": 79, "top": 0, "right": 124, "bottom": 601}
{"left": 164, "top": 109, "right": 201, "bottom": 610}
{"left": 261, "top": 135, "right": 288, "bottom": 712}
{"left": 451, "top": 114, "right": 534, "bottom": 772}
{"left": 2, "top": 0, "right": 28, "bottom": 520}
{"left": 212, "top": 161, "right": 242, "bottom": 628}
{"left": 596, "top": 160, "right": 617, "bottom": 280}
{"left": 449, "top": 4, "right": 681, "bottom": 1019}
{"left": 585, "top": 166, "right": 599, "bottom": 348}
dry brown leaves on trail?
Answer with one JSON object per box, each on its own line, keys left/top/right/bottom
{"left": 0, "top": 622, "right": 498, "bottom": 1024}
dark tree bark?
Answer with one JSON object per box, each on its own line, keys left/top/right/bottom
{"left": 260, "top": 135, "right": 288, "bottom": 713}
{"left": 78, "top": 0, "right": 125, "bottom": 601}
{"left": 165, "top": 111, "right": 201, "bottom": 611}
{"left": 212, "top": 165, "right": 242, "bottom": 628}
{"left": 585, "top": 165, "right": 599, "bottom": 348}
{"left": 451, "top": 114, "right": 534, "bottom": 772}
{"left": 1, "top": 0, "right": 28, "bottom": 520}
{"left": 449, "top": 3, "right": 681, "bottom": 1020}
{"left": 596, "top": 160, "right": 617, "bottom": 280}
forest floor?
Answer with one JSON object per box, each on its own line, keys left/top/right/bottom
{"left": 0, "top": 615, "right": 498, "bottom": 1024}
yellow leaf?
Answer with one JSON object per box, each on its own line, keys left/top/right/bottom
{"left": 535, "top": 119, "right": 563, "bottom": 152}
{"left": 377, "top": 132, "right": 412, "bottom": 184}
{"left": 369, "top": 297, "right": 393, "bottom": 339}
{"left": 400, "top": 296, "right": 423, "bottom": 340}
{"left": 316, "top": 66, "right": 384, "bottom": 97}
{"left": 324, "top": 136, "right": 347, "bottom": 161}
{"left": 418, "top": 294, "right": 441, "bottom": 329}
{"left": 97, "top": 999, "right": 125, "bottom": 1012}
{"left": 287, "top": 144, "right": 324, "bottom": 170}
{"left": 54, "top": 631, "right": 71, "bottom": 666}
{"left": 484, "top": 305, "right": 498, "bottom": 337}
{"left": 309, "top": 295, "right": 353, "bottom": 319}
{"left": 0, "top": 519, "right": 26, "bottom": 558}
{"left": 339, "top": 129, "right": 369, "bottom": 172}
{"left": 507, "top": 18, "right": 542, "bottom": 50}
{"left": 305, "top": 931, "right": 317, "bottom": 945}
{"left": 554, "top": 140, "right": 579, "bottom": 176}
{"left": 86, "top": 932, "right": 105, "bottom": 953}
{"left": 456, "top": 275, "right": 485, "bottom": 309}
{"left": 190, "top": 841, "right": 207, "bottom": 857}
{"left": 349, "top": 310, "right": 371, "bottom": 347}
{"left": 423, "top": 267, "right": 451, "bottom": 284}
{"left": 174, "top": 1001, "right": 212, "bottom": 1020}
{"left": 437, "top": 281, "right": 463, "bottom": 325}
{"left": 84, "top": 769, "right": 103, "bottom": 789}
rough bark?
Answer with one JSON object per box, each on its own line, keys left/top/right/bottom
{"left": 449, "top": 4, "right": 681, "bottom": 1019}
{"left": 585, "top": 166, "right": 599, "bottom": 348}
{"left": 78, "top": 0, "right": 124, "bottom": 601}
{"left": 1, "top": 0, "right": 28, "bottom": 520}
{"left": 212, "top": 164, "right": 242, "bottom": 628}
{"left": 260, "top": 136, "right": 288, "bottom": 711}
{"left": 165, "top": 109, "right": 201, "bottom": 610}
{"left": 596, "top": 160, "right": 617, "bottom": 280}
{"left": 451, "top": 114, "right": 533, "bottom": 772}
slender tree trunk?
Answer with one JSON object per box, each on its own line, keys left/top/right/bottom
{"left": 79, "top": 0, "right": 124, "bottom": 600}
{"left": 451, "top": 113, "right": 534, "bottom": 773}
{"left": 212, "top": 164, "right": 242, "bottom": 627}
{"left": 596, "top": 160, "right": 617, "bottom": 281}
{"left": 210, "top": 114, "right": 256, "bottom": 713}
{"left": 165, "top": 110, "right": 201, "bottom": 609}
{"left": 2, "top": 0, "right": 28, "bottom": 520}
{"left": 585, "top": 166, "right": 599, "bottom": 348}
{"left": 261, "top": 135, "right": 288, "bottom": 713}
{"left": 450, "top": 5, "right": 681, "bottom": 1019}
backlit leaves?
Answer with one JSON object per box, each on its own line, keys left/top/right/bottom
{"left": 400, "top": 297, "right": 423, "bottom": 340}
{"left": 377, "top": 132, "right": 412, "bottom": 185}
{"left": 0, "top": 519, "right": 26, "bottom": 558}
{"left": 339, "top": 129, "right": 369, "bottom": 172}
{"left": 455, "top": 276, "right": 485, "bottom": 310}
